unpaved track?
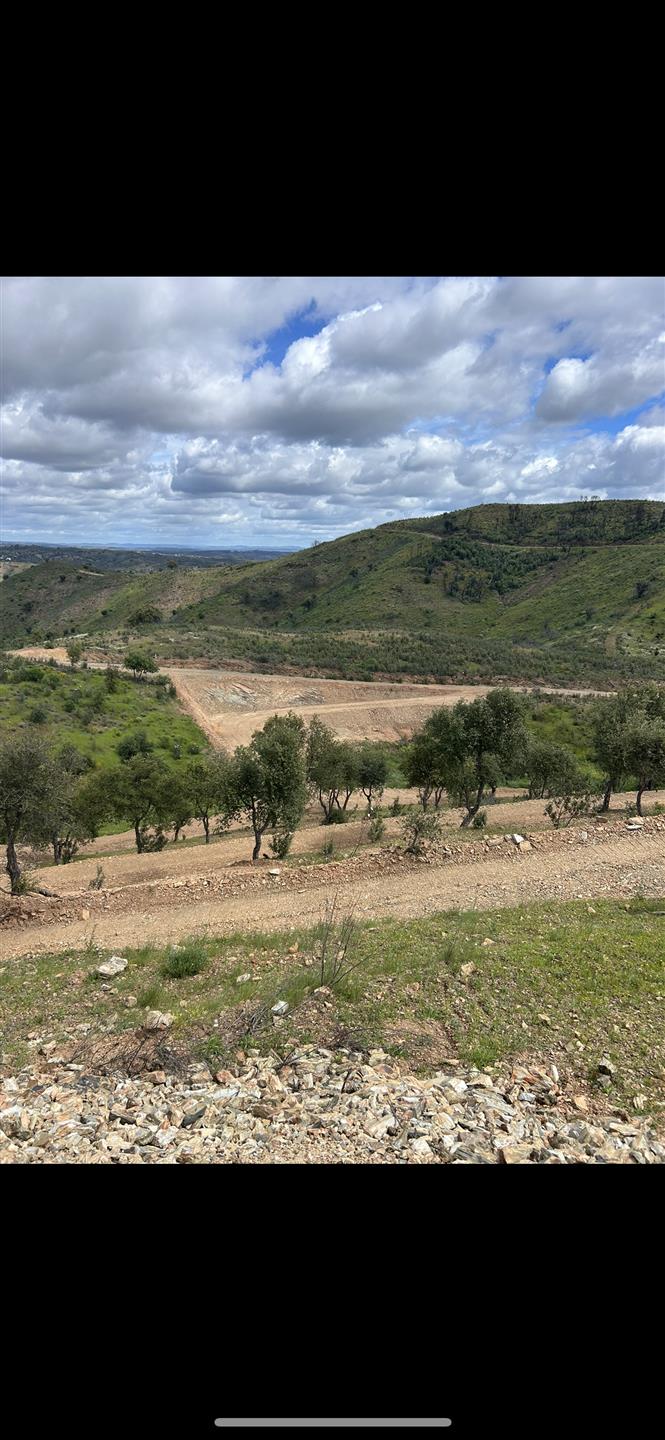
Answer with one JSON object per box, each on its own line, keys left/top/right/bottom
{"left": 24, "top": 789, "right": 665, "bottom": 893}
{"left": 4, "top": 832, "right": 664, "bottom": 960}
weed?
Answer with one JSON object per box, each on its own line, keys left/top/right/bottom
{"left": 161, "top": 937, "right": 208, "bottom": 979}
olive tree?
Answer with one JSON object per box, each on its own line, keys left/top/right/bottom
{"left": 124, "top": 648, "right": 158, "bottom": 680}
{"left": 421, "top": 688, "right": 527, "bottom": 827}
{"left": 107, "top": 754, "right": 172, "bottom": 852}
{"left": 357, "top": 746, "right": 388, "bottom": 811}
{"left": 0, "top": 733, "right": 62, "bottom": 892}
{"left": 188, "top": 752, "right": 233, "bottom": 843}
{"left": 230, "top": 712, "right": 307, "bottom": 860}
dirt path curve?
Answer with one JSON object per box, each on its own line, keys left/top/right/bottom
{"left": 5, "top": 833, "right": 664, "bottom": 960}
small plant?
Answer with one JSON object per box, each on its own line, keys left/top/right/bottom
{"left": 322, "top": 836, "right": 335, "bottom": 861}
{"left": 545, "top": 793, "right": 592, "bottom": 829}
{"left": 270, "top": 830, "right": 293, "bottom": 859}
{"left": 11, "top": 869, "right": 39, "bottom": 896}
{"left": 88, "top": 864, "right": 105, "bottom": 891}
{"left": 161, "top": 937, "right": 208, "bottom": 978}
{"left": 28, "top": 704, "right": 48, "bottom": 724}
{"left": 368, "top": 815, "right": 385, "bottom": 843}
{"left": 137, "top": 826, "right": 167, "bottom": 852}
{"left": 625, "top": 801, "right": 638, "bottom": 818}
{"left": 313, "top": 894, "right": 362, "bottom": 989}
{"left": 326, "top": 808, "right": 348, "bottom": 825}
{"left": 472, "top": 809, "right": 487, "bottom": 829}
{"left": 401, "top": 810, "right": 442, "bottom": 855}
{"left": 137, "top": 983, "right": 163, "bottom": 1009}
{"left": 390, "top": 796, "right": 402, "bottom": 816}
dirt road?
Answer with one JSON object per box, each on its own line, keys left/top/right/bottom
{"left": 4, "top": 829, "right": 663, "bottom": 960}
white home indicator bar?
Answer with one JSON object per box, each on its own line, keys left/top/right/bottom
{"left": 214, "top": 1423, "right": 452, "bottom": 1429}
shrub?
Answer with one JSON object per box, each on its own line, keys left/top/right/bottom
{"left": 545, "top": 793, "right": 593, "bottom": 828}
{"left": 368, "top": 815, "right": 385, "bottom": 843}
{"left": 88, "top": 864, "right": 106, "bottom": 890}
{"left": 28, "top": 705, "right": 48, "bottom": 724}
{"left": 401, "top": 810, "right": 442, "bottom": 854}
{"left": 472, "top": 810, "right": 487, "bottom": 829}
{"left": 161, "top": 938, "right": 208, "bottom": 978}
{"left": 326, "top": 807, "right": 348, "bottom": 824}
{"left": 322, "top": 836, "right": 335, "bottom": 860}
{"left": 270, "top": 830, "right": 293, "bottom": 859}
{"left": 390, "top": 796, "right": 402, "bottom": 816}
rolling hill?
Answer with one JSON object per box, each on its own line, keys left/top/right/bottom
{"left": 3, "top": 500, "right": 664, "bottom": 684}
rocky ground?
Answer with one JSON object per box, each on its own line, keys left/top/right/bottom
{"left": 1, "top": 1044, "right": 662, "bottom": 1165}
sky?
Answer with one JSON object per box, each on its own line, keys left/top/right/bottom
{"left": 1, "top": 275, "right": 664, "bottom": 550}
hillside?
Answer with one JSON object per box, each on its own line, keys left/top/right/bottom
{"left": 3, "top": 500, "right": 664, "bottom": 683}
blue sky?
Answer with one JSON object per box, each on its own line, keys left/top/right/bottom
{"left": 2, "top": 275, "right": 664, "bottom": 548}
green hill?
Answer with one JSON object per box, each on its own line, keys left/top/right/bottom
{"left": 3, "top": 500, "right": 664, "bottom": 684}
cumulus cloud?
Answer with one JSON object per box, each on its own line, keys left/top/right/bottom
{"left": 1, "top": 276, "right": 663, "bottom": 546}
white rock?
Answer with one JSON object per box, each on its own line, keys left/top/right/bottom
{"left": 271, "top": 1000, "right": 289, "bottom": 1017}
{"left": 96, "top": 956, "right": 128, "bottom": 977}
{"left": 144, "top": 1010, "right": 173, "bottom": 1030}
{"left": 236, "top": 973, "right": 252, "bottom": 984}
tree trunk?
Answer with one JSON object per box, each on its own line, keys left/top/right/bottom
{"left": 601, "top": 779, "right": 612, "bottom": 813}
{"left": 52, "top": 834, "right": 62, "bottom": 864}
{"left": 203, "top": 816, "right": 210, "bottom": 843}
{"left": 461, "top": 784, "right": 484, "bottom": 828}
{"left": 636, "top": 785, "right": 645, "bottom": 816}
{"left": 252, "top": 828, "right": 263, "bottom": 862}
{"left": 134, "top": 823, "right": 143, "bottom": 853}
{"left": 6, "top": 834, "right": 21, "bottom": 895}
{"left": 173, "top": 825, "right": 181, "bottom": 843}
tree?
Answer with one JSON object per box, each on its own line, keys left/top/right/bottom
{"left": 0, "top": 733, "right": 62, "bottom": 892}
{"left": 187, "top": 752, "right": 234, "bottom": 843}
{"left": 592, "top": 690, "right": 636, "bottom": 811}
{"left": 45, "top": 766, "right": 105, "bottom": 864}
{"left": 124, "top": 648, "right": 158, "bottom": 680}
{"left": 107, "top": 755, "right": 173, "bottom": 852}
{"left": 405, "top": 730, "right": 447, "bottom": 810}
{"left": 306, "top": 717, "right": 358, "bottom": 821}
{"left": 230, "top": 712, "right": 307, "bottom": 860}
{"left": 161, "top": 771, "right": 194, "bottom": 843}
{"left": 421, "top": 688, "right": 527, "bottom": 827}
{"left": 66, "top": 641, "right": 83, "bottom": 668}
{"left": 523, "top": 739, "right": 582, "bottom": 800}
{"left": 623, "top": 715, "right": 665, "bottom": 815}
{"left": 357, "top": 746, "right": 388, "bottom": 810}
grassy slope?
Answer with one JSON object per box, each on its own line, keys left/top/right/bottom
{"left": 2, "top": 898, "right": 663, "bottom": 1113}
{"left": 0, "top": 663, "right": 208, "bottom": 772}
{"left": 3, "top": 500, "right": 664, "bottom": 680}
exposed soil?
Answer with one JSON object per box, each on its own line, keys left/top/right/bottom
{"left": 3, "top": 820, "right": 663, "bottom": 961}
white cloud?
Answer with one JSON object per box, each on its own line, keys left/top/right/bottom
{"left": 1, "top": 276, "right": 664, "bottom": 545}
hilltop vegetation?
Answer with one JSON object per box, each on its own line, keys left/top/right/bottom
{"left": 3, "top": 500, "right": 664, "bottom": 684}
{"left": 0, "top": 655, "right": 208, "bottom": 774}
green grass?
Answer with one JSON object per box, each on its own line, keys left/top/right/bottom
{"left": 0, "top": 659, "right": 208, "bottom": 774}
{"left": 2, "top": 899, "right": 663, "bottom": 1114}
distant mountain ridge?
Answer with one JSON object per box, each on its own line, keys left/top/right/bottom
{"left": 2, "top": 500, "right": 664, "bottom": 682}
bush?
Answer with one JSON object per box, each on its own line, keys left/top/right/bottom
{"left": 322, "top": 837, "right": 335, "bottom": 860}
{"left": 390, "top": 796, "right": 402, "bottom": 816}
{"left": 545, "top": 793, "right": 593, "bottom": 829}
{"left": 270, "top": 830, "right": 293, "bottom": 859}
{"left": 161, "top": 938, "right": 208, "bottom": 978}
{"left": 401, "top": 811, "right": 442, "bottom": 854}
{"left": 326, "top": 807, "right": 349, "bottom": 825}
{"left": 117, "top": 731, "right": 154, "bottom": 762}
{"left": 28, "top": 705, "right": 48, "bottom": 724}
{"left": 472, "top": 810, "right": 487, "bottom": 829}
{"left": 88, "top": 864, "right": 106, "bottom": 891}
{"left": 368, "top": 815, "right": 385, "bottom": 843}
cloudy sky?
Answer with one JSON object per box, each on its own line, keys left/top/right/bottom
{"left": 2, "top": 275, "right": 664, "bottom": 549}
